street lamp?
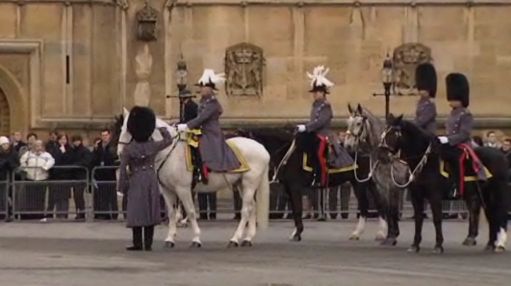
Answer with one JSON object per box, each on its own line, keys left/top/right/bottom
{"left": 166, "top": 54, "right": 194, "bottom": 122}
{"left": 373, "top": 53, "right": 396, "bottom": 119}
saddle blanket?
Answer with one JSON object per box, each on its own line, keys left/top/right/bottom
{"left": 439, "top": 160, "right": 492, "bottom": 182}
{"left": 302, "top": 153, "right": 356, "bottom": 174}
{"left": 185, "top": 130, "right": 250, "bottom": 173}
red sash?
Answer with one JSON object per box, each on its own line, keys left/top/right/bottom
{"left": 317, "top": 135, "right": 329, "bottom": 187}
{"left": 457, "top": 143, "right": 482, "bottom": 195}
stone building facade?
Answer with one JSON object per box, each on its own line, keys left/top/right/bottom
{"left": 1, "top": 0, "right": 511, "bottom": 136}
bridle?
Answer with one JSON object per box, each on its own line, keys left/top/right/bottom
{"left": 379, "top": 125, "right": 432, "bottom": 188}
{"left": 346, "top": 114, "right": 378, "bottom": 183}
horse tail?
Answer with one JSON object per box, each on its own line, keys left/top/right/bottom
{"left": 256, "top": 164, "right": 270, "bottom": 230}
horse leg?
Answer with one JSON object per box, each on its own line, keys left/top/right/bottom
{"left": 176, "top": 186, "right": 202, "bottom": 247}
{"left": 430, "top": 185, "right": 444, "bottom": 254}
{"left": 350, "top": 181, "right": 367, "bottom": 241}
{"left": 230, "top": 186, "right": 255, "bottom": 247}
{"left": 370, "top": 182, "right": 387, "bottom": 241}
{"left": 161, "top": 189, "right": 177, "bottom": 248}
{"left": 382, "top": 190, "right": 399, "bottom": 246}
{"left": 408, "top": 185, "right": 424, "bottom": 252}
{"left": 463, "top": 184, "right": 480, "bottom": 246}
{"left": 286, "top": 182, "right": 304, "bottom": 241}
{"left": 494, "top": 181, "right": 509, "bottom": 252}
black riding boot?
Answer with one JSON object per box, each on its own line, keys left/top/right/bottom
{"left": 126, "top": 227, "right": 143, "bottom": 251}
{"left": 144, "top": 225, "right": 155, "bottom": 251}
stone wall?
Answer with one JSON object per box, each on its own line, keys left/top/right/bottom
{"left": 0, "top": 0, "right": 511, "bottom": 134}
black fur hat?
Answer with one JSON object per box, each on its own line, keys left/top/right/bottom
{"left": 446, "top": 73, "right": 469, "bottom": 107}
{"left": 415, "top": 63, "right": 437, "bottom": 98}
{"left": 127, "top": 106, "right": 156, "bottom": 142}
{"left": 308, "top": 80, "right": 330, "bottom": 94}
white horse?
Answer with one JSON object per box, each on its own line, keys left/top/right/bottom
{"left": 117, "top": 108, "right": 271, "bottom": 247}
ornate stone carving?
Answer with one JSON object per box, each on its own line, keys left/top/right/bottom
{"left": 115, "top": 0, "right": 129, "bottom": 10}
{"left": 225, "top": 43, "right": 264, "bottom": 96}
{"left": 136, "top": 1, "right": 158, "bottom": 41}
{"left": 392, "top": 43, "right": 432, "bottom": 94}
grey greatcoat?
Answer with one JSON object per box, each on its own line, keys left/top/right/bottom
{"left": 119, "top": 128, "right": 173, "bottom": 228}
{"left": 186, "top": 94, "right": 241, "bottom": 172}
{"left": 305, "top": 99, "right": 353, "bottom": 168}
{"left": 415, "top": 97, "right": 437, "bottom": 134}
{"left": 445, "top": 106, "right": 473, "bottom": 146}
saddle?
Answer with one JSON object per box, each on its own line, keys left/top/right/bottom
{"left": 185, "top": 130, "right": 250, "bottom": 185}
{"left": 440, "top": 143, "right": 491, "bottom": 196}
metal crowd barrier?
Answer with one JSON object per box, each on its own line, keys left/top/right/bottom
{"left": 1, "top": 165, "right": 510, "bottom": 222}
{"left": 11, "top": 166, "right": 89, "bottom": 221}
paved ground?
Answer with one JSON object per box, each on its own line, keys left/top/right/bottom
{"left": 0, "top": 219, "right": 510, "bottom": 286}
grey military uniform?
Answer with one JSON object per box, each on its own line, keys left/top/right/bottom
{"left": 445, "top": 107, "right": 473, "bottom": 146}
{"left": 415, "top": 97, "right": 437, "bottom": 134}
{"left": 119, "top": 128, "right": 173, "bottom": 228}
{"left": 187, "top": 94, "right": 241, "bottom": 172}
{"left": 305, "top": 99, "right": 353, "bottom": 168}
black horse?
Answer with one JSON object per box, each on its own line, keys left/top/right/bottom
{"left": 262, "top": 130, "right": 384, "bottom": 242}
{"left": 381, "top": 114, "right": 509, "bottom": 252}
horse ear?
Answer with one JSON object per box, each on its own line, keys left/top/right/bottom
{"left": 123, "top": 107, "right": 129, "bottom": 118}
{"left": 387, "top": 113, "right": 395, "bottom": 124}
{"left": 396, "top": 114, "right": 404, "bottom": 124}
{"left": 356, "top": 103, "right": 363, "bottom": 115}
{"left": 348, "top": 103, "right": 354, "bottom": 115}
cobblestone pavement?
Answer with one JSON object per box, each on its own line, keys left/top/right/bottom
{"left": 0, "top": 219, "right": 510, "bottom": 286}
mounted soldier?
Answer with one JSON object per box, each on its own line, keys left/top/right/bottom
{"left": 118, "top": 106, "right": 174, "bottom": 251}
{"left": 415, "top": 62, "right": 437, "bottom": 134}
{"left": 296, "top": 66, "right": 353, "bottom": 188}
{"left": 177, "top": 69, "right": 241, "bottom": 183}
{"left": 437, "top": 73, "right": 486, "bottom": 195}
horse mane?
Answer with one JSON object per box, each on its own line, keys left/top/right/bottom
{"left": 399, "top": 120, "right": 436, "bottom": 155}
{"left": 361, "top": 107, "right": 385, "bottom": 149}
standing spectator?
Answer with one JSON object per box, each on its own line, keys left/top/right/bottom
{"left": 19, "top": 133, "right": 38, "bottom": 158}
{"left": 45, "top": 130, "right": 59, "bottom": 153}
{"left": 11, "top": 131, "right": 26, "bottom": 154}
{"left": 0, "top": 136, "right": 19, "bottom": 221}
{"left": 45, "top": 134, "right": 73, "bottom": 220}
{"left": 93, "top": 129, "right": 119, "bottom": 220}
{"left": 485, "top": 131, "right": 501, "bottom": 149}
{"left": 19, "top": 140, "right": 54, "bottom": 220}
{"left": 70, "top": 135, "right": 93, "bottom": 220}
{"left": 472, "top": 135, "right": 483, "bottom": 147}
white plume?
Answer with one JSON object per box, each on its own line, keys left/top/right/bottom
{"left": 307, "top": 65, "right": 334, "bottom": 88}
{"left": 198, "top": 69, "right": 225, "bottom": 85}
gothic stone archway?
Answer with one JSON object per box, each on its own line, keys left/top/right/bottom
{"left": 0, "top": 87, "right": 9, "bottom": 135}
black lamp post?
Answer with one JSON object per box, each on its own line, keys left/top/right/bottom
{"left": 166, "top": 55, "right": 193, "bottom": 123}
{"left": 373, "top": 53, "right": 395, "bottom": 119}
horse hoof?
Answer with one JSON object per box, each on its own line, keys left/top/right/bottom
{"left": 241, "top": 240, "right": 253, "bottom": 247}
{"left": 228, "top": 241, "right": 239, "bottom": 248}
{"left": 291, "top": 234, "right": 301, "bottom": 242}
{"left": 190, "top": 241, "right": 202, "bottom": 248}
{"left": 349, "top": 234, "right": 360, "bottom": 241}
{"left": 462, "top": 237, "right": 477, "bottom": 246}
{"left": 164, "top": 241, "right": 175, "bottom": 248}
{"left": 381, "top": 238, "right": 397, "bottom": 246}
{"left": 495, "top": 246, "right": 506, "bottom": 253}
{"left": 375, "top": 232, "right": 386, "bottom": 241}
{"left": 484, "top": 244, "right": 495, "bottom": 252}
{"left": 407, "top": 245, "right": 420, "bottom": 253}
{"left": 433, "top": 246, "right": 444, "bottom": 254}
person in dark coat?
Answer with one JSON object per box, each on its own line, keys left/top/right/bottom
{"left": 46, "top": 134, "right": 74, "bottom": 219}
{"left": 296, "top": 65, "right": 353, "bottom": 188}
{"left": 415, "top": 62, "right": 437, "bottom": 134}
{"left": 0, "top": 136, "right": 19, "bottom": 220}
{"left": 11, "top": 131, "right": 26, "bottom": 154}
{"left": 70, "top": 135, "right": 93, "bottom": 220}
{"left": 119, "top": 106, "right": 174, "bottom": 251}
{"left": 93, "top": 129, "right": 119, "bottom": 220}
{"left": 177, "top": 69, "right": 241, "bottom": 176}
{"left": 437, "top": 73, "right": 486, "bottom": 194}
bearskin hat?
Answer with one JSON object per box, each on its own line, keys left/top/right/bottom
{"left": 415, "top": 62, "right": 437, "bottom": 98}
{"left": 127, "top": 106, "right": 156, "bottom": 142}
{"left": 446, "top": 73, "right": 469, "bottom": 107}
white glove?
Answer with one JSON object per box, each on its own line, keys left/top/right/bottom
{"left": 177, "top": 124, "right": 189, "bottom": 132}
{"left": 438, "top": 136, "right": 449, "bottom": 144}
{"left": 297, "top": 125, "right": 306, "bottom": 133}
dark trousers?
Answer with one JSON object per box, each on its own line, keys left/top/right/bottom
{"left": 19, "top": 181, "right": 46, "bottom": 220}
{"left": 198, "top": 193, "right": 217, "bottom": 220}
{"left": 94, "top": 182, "right": 118, "bottom": 220}
{"left": 47, "top": 184, "right": 71, "bottom": 219}
{"left": 0, "top": 182, "right": 9, "bottom": 220}
{"left": 73, "top": 183, "right": 86, "bottom": 218}
{"left": 440, "top": 144, "right": 463, "bottom": 192}
{"left": 269, "top": 183, "right": 290, "bottom": 219}
{"left": 309, "top": 187, "right": 338, "bottom": 219}
{"left": 131, "top": 225, "right": 155, "bottom": 250}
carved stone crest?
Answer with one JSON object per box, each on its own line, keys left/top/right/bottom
{"left": 225, "top": 43, "right": 264, "bottom": 96}
{"left": 392, "top": 43, "right": 432, "bottom": 94}
{"left": 136, "top": 1, "right": 158, "bottom": 41}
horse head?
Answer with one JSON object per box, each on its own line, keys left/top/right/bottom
{"left": 345, "top": 103, "right": 370, "bottom": 152}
